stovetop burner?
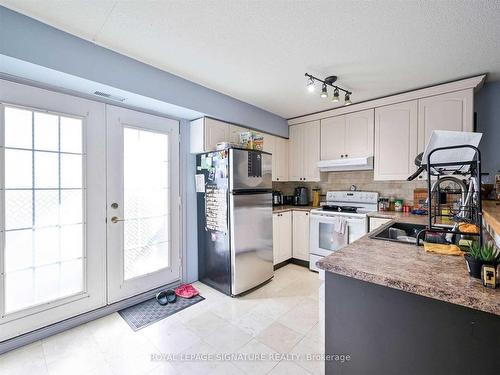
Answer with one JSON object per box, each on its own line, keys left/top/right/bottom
{"left": 322, "top": 205, "right": 359, "bottom": 213}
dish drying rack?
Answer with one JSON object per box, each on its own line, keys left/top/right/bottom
{"left": 416, "top": 144, "right": 483, "bottom": 248}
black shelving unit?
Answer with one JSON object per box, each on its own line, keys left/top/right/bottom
{"left": 416, "top": 144, "right": 483, "bottom": 247}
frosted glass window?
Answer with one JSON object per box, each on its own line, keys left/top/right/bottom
{"left": 34, "top": 190, "right": 59, "bottom": 227}
{"left": 34, "top": 112, "right": 58, "bottom": 151}
{"left": 5, "top": 190, "right": 33, "bottom": 230}
{"left": 60, "top": 117, "right": 82, "bottom": 153}
{"left": 5, "top": 149, "right": 32, "bottom": 189}
{"left": 34, "top": 151, "right": 59, "bottom": 188}
{"left": 60, "top": 190, "right": 83, "bottom": 225}
{"left": 34, "top": 227, "right": 60, "bottom": 266}
{"left": 5, "top": 230, "right": 33, "bottom": 273}
{"left": 123, "top": 127, "right": 170, "bottom": 280}
{"left": 2, "top": 106, "right": 85, "bottom": 313}
{"left": 60, "top": 154, "right": 82, "bottom": 188}
{"left": 5, "top": 107, "right": 32, "bottom": 149}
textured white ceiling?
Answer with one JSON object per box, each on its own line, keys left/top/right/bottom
{"left": 2, "top": 0, "right": 500, "bottom": 118}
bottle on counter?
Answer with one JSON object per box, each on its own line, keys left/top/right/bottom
{"left": 312, "top": 188, "right": 321, "bottom": 207}
{"left": 378, "top": 197, "right": 389, "bottom": 211}
{"left": 394, "top": 199, "right": 403, "bottom": 212}
{"left": 389, "top": 197, "right": 395, "bottom": 211}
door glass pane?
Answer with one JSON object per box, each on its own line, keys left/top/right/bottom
{"left": 123, "top": 127, "right": 170, "bottom": 280}
{"left": 5, "top": 107, "right": 32, "bottom": 149}
{"left": 2, "top": 106, "right": 85, "bottom": 314}
{"left": 34, "top": 112, "right": 59, "bottom": 151}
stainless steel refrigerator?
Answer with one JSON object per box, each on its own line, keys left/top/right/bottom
{"left": 196, "top": 148, "right": 273, "bottom": 296}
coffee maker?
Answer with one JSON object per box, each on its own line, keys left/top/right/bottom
{"left": 293, "top": 187, "right": 309, "bottom": 206}
{"left": 272, "top": 191, "right": 283, "bottom": 206}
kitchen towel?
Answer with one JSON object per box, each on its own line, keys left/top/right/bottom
{"left": 333, "top": 216, "right": 348, "bottom": 235}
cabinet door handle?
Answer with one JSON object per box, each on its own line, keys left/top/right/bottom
{"left": 345, "top": 154, "right": 348, "bottom": 157}
{"left": 340, "top": 155, "right": 344, "bottom": 158}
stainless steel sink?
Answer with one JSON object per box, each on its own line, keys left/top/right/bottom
{"left": 370, "top": 222, "right": 427, "bottom": 245}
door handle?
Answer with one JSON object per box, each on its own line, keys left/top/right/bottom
{"left": 110, "top": 216, "right": 125, "bottom": 224}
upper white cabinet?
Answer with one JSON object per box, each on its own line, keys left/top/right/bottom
{"left": 190, "top": 117, "right": 230, "bottom": 153}
{"left": 417, "top": 89, "right": 474, "bottom": 153}
{"left": 289, "top": 120, "right": 320, "bottom": 181}
{"left": 320, "top": 116, "right": 345, "bottom": 160}
{"left": 374, "top": 101, "right": 418, "bottom": 181}
{"left": 345, "top": 110, "right": 375, "bottom": 158}
{"left": 262, "top": 134, "right": 289, "bottom": 181}
{"left": 320, "top": 109, "right": 374, "bottom": 160}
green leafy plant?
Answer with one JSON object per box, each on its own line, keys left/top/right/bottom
{"left": 467, "top": 241, "right": 481, "bottom": 260}
{"left": 468, "top": 241, "right": 499, "bottom": 263}
{"left": 480, "top": 241, "right": 499, "bottom": 263}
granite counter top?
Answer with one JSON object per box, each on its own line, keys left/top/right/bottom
{"left": 272, "top": 205, "right": 316, "bottom": 213}
{"left": 317, "top": 218, "right": 500, "bottom": 316}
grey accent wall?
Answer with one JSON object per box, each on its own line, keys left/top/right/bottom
{"left": 0, "top": 6, "right": 287, "bottom": 137}
{"left": 179, "top": 120, "right": 199, "bottom": 282}
{"left": 475, "top": 81, "right": 500, "bottom": 178}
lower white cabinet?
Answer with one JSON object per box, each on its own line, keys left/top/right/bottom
{"left": 273, "top": 211, "right": 292, "bottom": 265}
{"left": 369, "top": 217, "right": 392, "bottom": 232}
{"left": 292, "top": 210, "right": 310, "bottom": 261}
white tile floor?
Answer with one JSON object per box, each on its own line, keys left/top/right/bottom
{"left": 0, "top": 264, "right": 325, "bottom": 375}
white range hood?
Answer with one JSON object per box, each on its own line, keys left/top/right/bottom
{"left": 317, "top": 156, "right": 374, "bottom": 172}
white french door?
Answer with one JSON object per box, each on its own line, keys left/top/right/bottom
{"left": 0, "top": 79, "right": 107, "bottom": 341}
{"left": 106, "top": 106, "right": 180, "bottom": 303}
{"left": 0, "top": 80, "right": 182, "bottom": 342}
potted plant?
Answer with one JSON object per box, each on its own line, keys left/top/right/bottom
{"left": 465, "top": 241, "right": 483, "bottom": 279}
{"left": 465, "top": 241, "right": 499, "bottom": 279}
{"left": 479, "top": 241, "right": 499, "bottom": 265}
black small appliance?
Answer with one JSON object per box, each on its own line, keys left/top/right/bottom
{"left": 293, "top": 186, "right": 309, "bottom": 206}
{"left": 272, "top": 191, "right": 283, "bottom": 206}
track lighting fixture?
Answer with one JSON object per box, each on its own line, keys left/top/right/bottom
{"left": 332, "top": 88, "right": 340, "bottom": 102}
{"left": 320, "top": 84, "right": 328, "bottom": 98}
{"left": 306, "top": 77, "right": 315, "bottom": 92}
{"left": 304, "top": 73, "right": 353, "bottom": 105}
{"left": 344, "top": 93, "right": 352, "bottom": 105}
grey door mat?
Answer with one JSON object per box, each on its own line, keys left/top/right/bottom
{"left": 118, "top": 294, "right": 205, "bottom": 331}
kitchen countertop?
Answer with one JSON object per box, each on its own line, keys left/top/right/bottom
{"left": 483, "top": 200, "right": 500, "bottom": 237}
{"left": 317, "top": 217, "right": 500, "bottom": 316}
{"left": 272, "top": 205, "right": 316, "bottom": 213}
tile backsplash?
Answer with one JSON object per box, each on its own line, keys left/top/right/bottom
{"left": 273, "top": 170, "right": 427, "bottom": 205}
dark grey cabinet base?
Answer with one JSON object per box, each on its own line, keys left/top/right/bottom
{"left": 325, "top": 272, "right": 500, "bottom": 375}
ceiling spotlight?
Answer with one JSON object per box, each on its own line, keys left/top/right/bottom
{"left": 332, "top": 88, "right": 340, "bottom": 102}
{"left": 344, "top": 93, "right": 352, "bottom": 105}
{"left": 304, "top": 73, "right": 353, "bottom": 105}
{"left": 307, "top": 77, "right": 315, "bottom": 93}
{"left": 320, "top": 84, "right": 328, "bottom": 98}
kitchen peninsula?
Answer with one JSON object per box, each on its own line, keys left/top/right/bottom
{"left": 317, "top": 218, "right": 500, "bottom": 375}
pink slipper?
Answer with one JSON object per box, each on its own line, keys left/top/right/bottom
{"left": 175, "top": 284, "right": 199, "bottom": 299}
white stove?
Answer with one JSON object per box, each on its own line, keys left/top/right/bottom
{"left": 311, "top": 191, "right": 379, "bottom": 216}
{"left": 309, "top": 191, "right": 378, "bottom": 274}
